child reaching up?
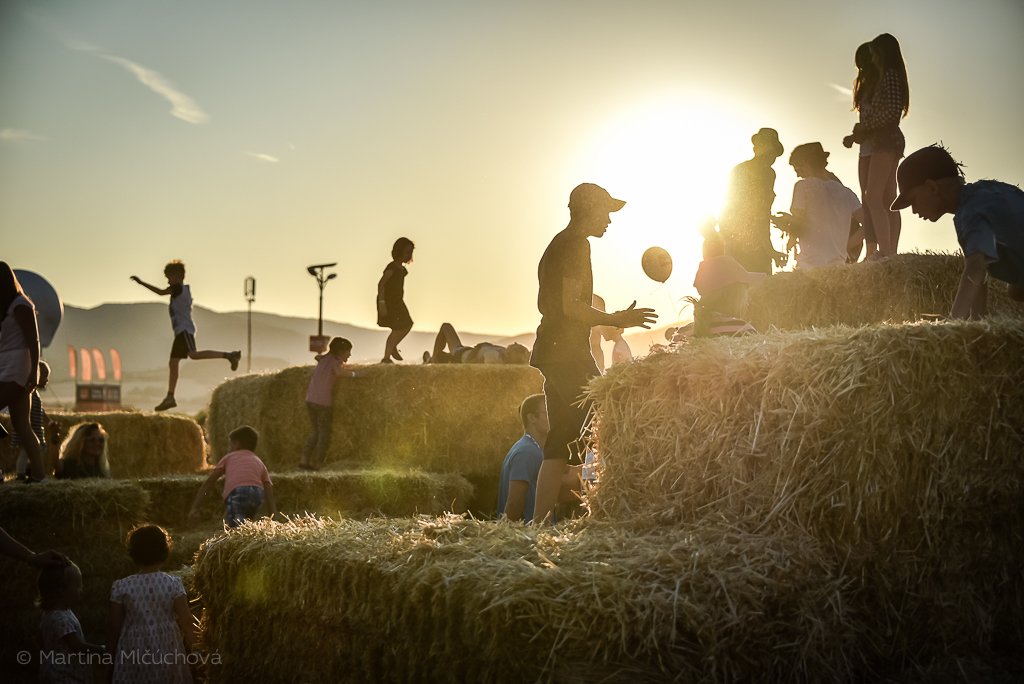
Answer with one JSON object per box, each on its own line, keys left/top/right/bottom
{"left": 189, "top": 425, "right": 276, "bottom": 527}
{"left": 301, "top": 337, "right": 360, "bottom": 470}
{"left": 376, "top": 237, "right": 415, "bottom": 364}
{"left": 131, "top": 260, "right": 241, "bottom": 411}
{"left": 38, "top": 561, "right": 107, "bottom": 683}
{"left": 109, "top": 525, "right": 194, "bottom": 684}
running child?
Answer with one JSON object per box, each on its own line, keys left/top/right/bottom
{"left": 38, "top": 561, "right": 107, "bottom": 683}
{"left": 131, "top": 261, "right": 240, "bottom": 411}
{"left": 109, "top": 525, "right": 194, "bottom": 684}
{"left": 189, "top": 425, "right": 276, "bottom": 527}
{"left": 376, "top": 237, "right": 415, "bottom": 364}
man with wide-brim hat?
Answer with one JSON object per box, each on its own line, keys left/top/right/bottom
{"left": 528, "top": 182, "right": 657, "bottom": 523}
{"left": 718, "top": 128, "right": 787, "bottom": 275}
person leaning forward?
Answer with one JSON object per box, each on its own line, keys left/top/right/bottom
{"left": 529, "top": 183, "right": 657, "bottom": 524}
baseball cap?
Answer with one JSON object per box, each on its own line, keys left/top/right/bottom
{"left": 693, "top": 255, "right": 766, "bottom": 296}
{"left": 891, "top": 145, "right": 964, "bottom": 210}
{"left": 568, "top": 183, "right": 626, "bottom": 213}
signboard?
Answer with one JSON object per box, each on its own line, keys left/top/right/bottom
{"left": 309, "top": 335, "right": 329, "bottom": 353}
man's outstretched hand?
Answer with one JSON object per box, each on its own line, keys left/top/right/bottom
{"left": 613, "top": 301, "right": 658, "bottom": 329}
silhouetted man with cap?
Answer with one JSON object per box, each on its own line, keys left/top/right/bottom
{"left": 529, "top": 182, "right": 657, "bottom": 523}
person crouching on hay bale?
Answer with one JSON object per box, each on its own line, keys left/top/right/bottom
{"left": 889, "top": 144, "right": 1024, "bottom": 319}
{"left": 300, "top": 337, "right": 361, "bottom": 471}
{"left": 530, "top": 183, "right": 657, "bottom": 524}
{"left": 674, "top": 233, "right": 765, "bottom": 340}
{"left": 422, "top": 322, "right": 531, "bottom": 364}
{"left": 189, "top": 425, "right": 276, "bottom": 528}
{"left": 55, "top": 422, "right": 111, "bottom": 479}
{"left": 772, "top": 142, "right": 864, "bottom": 271}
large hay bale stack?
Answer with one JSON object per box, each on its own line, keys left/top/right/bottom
{"left": 135, "top": 470, "right": 474, "bottom": 526}
{"left": 192, "top": 515, "right": 853, "bottom": 683}
{"left": 587, "top": 319, "right": 1024, "bottom": 664}
{"left": 206, "top": 364, "right": 543, "bottom": 475}
{"left": 0, "top": 480, "right": 149, "bottom": 668}
{"left": 746, "top": 253, "right": 1019, "bottom": 330}
{"left": 33, "top": 411, "right": 205, "bottom": 477}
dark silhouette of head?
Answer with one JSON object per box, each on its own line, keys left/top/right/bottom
{"left": 392, "top": 237, "right": 415, "bottom": 263}
{"left": 751, "top": 128, "right": 783, "bottom": 161}
{"left": 328, "top": 337, "right": 352, "bottom": 356}
{"left": 568, "top": 183, "right": 626, "bottom": 221}
{"left": 229, "top": 425, "right": 259, "bottom": 451}
{"left": 126, "top": 524, "right": 172, "bottom": 566}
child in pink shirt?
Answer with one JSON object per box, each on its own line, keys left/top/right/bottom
{"left": 300, "top": 337, "right": 360, "bottom": 470}
{"left": 188, "top": 425, "right": 275, "bottom": 527}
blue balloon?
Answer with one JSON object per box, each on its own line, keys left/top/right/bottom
{"left": 14, "top": 270, "right": 63, "bottom": 348}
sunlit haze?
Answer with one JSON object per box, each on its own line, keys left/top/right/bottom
{"left": 3, "top": 0, "right": 1022, "bottom": 338}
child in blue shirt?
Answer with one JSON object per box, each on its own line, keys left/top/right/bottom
{"left": 890, "top": 145, "right": 1024, "bottom": 319}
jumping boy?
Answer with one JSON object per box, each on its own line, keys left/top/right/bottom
{"left": 131, "top": 261, "right": 240, "bottom": 411}
{"left": 188, "top": 424, "right": 276, "bottom": 527}
{"left": 889, "top": 145, "right": 1024, "bottom": 319}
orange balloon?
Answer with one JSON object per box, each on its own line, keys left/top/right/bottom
{"left": 641, "top": 247, "right": 673, "bottom": 283}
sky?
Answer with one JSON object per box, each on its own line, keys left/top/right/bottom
{"left": 2, "top": 0, "right": 1023, "bottom": 338}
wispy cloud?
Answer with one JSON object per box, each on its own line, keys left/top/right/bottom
{"left": 0, "top": 128, "right": 46, "bottom": 142}
{"left": 829, "top": 83, "right": 853, "bottom": 98}
{"left": 246, "top": 151, "right": 280, "bottom": 163}
{"left": 97, "top": 54, "right": 208, "bottom": 124}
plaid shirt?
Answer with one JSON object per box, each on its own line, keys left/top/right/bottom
{"left": 9, "top": 391, "right": 46, "bottom": 448}
{"left": 859, "top": 69, "right": 905, "bottom": 133}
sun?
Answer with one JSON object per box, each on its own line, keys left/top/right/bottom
{"left": 575, "top": 92, "right": 759, "bottom": 325}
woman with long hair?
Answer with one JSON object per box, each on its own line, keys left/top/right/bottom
{"left": 0, "top": 262, "right": 45, "bottom": 480}
{"left": 55, "top": 422, "right": 112, "bottom": 478}
{"left": 843, "top": 33, "right": 910, "bottom": 259}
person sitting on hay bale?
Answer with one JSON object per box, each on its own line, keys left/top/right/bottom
{"left": 55, "top": 422, "right": 111, "bottom": 479}
{"left": 422, "top": 322, "right": 530, "bottom": 365}
{"left": 673, "top": 233, "right": 765, "bottom": 341}
{"left": 301, "top": 337, "right": 362, "bottom": 471}
{"left": 772, "top": 142, "right": 864, "bottom": 271}
{"left": 189, "top": 425, "right": 276, "bottom": 528}
{"left": 889, "top": 144, "right": 1024, "bottom": 319}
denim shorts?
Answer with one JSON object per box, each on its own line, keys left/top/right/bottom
{"left": 224, "top": 485, "right": 264, "bottom": 527}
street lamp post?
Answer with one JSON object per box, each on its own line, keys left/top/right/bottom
{"left": 306, "top": 263, "right": 337, "bottom": 353}
{"left": 244, "top": 276, "right": 256, "bottom": 373}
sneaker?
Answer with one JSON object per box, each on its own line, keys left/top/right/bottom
{"left": 228, "top": 351, "right": 242, "bottom": 371}
{"left": 422, "top": 351, "right": 431, "bottom": 364}
{"left": 391, "top": 349, "right": 403, "bottom": 361}
{"left": 154, "top": 396, "right": 177, "bottom": 411}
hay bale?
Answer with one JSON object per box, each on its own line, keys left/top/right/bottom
{"left": 43, "top": 411, "right": 206, "bottom": 477}
{"left": 134, "top": 470, "right": 474, "bottom": 527}
{"left": 746, "top": 253, "right": 1020, "bottom": 331}
{"left": 191, "top": 515, "right": 853, "bottom": 683}
{"left": 586, "top": 319, "right": 1024, "bottom": 662}
{"left": 206, "top": 365, "right": 543, "bottom": 474}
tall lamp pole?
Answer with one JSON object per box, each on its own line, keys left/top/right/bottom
{"left": 306, "top": 263, "right": 337, "bottom": 352}
{"left": 244, "top": 276, "right": 256, "bottom": 373}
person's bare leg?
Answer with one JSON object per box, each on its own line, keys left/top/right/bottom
{"left": 858, "top": 157, "right": 877, "bottom": 259}
{"left": 865, "top": 151, "right": 899, "bottom": 256}
{"left": 10, "top": 393, "right": 43, "bottom": 480}
{"left": 384, "top": 326, "right": 411, "bottom": 361}
{"left": 533, "top": 459, "right": 567, "bottom": 524}
{"left": 167, "top": 358, "right": 181, "bottom": 397}
{"left": 883, "top": 161, "right": 901, "bottom": 252}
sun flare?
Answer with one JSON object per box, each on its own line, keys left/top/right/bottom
{"left": 579, "top": 93, "right": 758, "bottom": 325}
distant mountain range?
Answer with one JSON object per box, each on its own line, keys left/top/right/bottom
{"left": 42, "top": 303, "right": 536, "bottom": 414}
{"left": 40, "top": 303, "right": 670, "bottom": 414}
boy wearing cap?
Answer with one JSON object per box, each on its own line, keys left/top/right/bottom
{"left": 774, "top": 142, "right": 863, "bottom": 270}
{"left": 890, "top": 145, "right": 1024, "bottom": 319}
{"left": 529, "top": 183, "right": 657, "bottom": 524}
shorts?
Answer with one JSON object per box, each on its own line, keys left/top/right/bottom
{"left": 224, "top": 485, "right": 264, "bottom": 527}
{"left": 170, "top": 332, "right": 197, "bottom": 359}
{"left": 538, "top": 359, "right": 600, "bottom": 462}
